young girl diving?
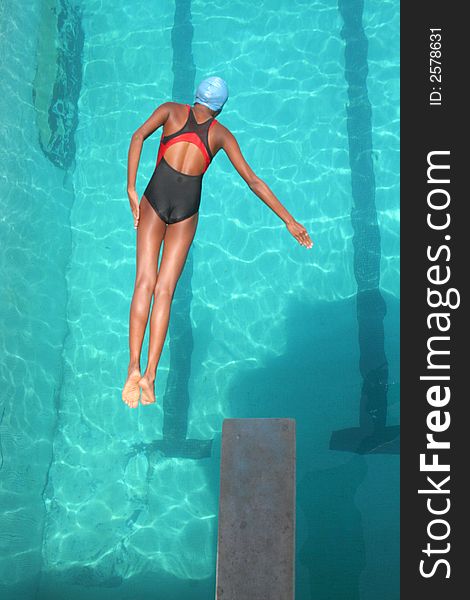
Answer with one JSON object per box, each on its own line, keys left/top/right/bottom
{"left": 122, "top": 76, "right": 313, "bottom": 408}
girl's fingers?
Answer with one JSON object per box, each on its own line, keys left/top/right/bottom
{"left": 299, "top": 232, "right": 312, "bottom": 248}
{"left": 133, "top": 206, "right": 140, "bottom": 221}
{"left": 287, "top": 222, "right": 312, "bottom": 247}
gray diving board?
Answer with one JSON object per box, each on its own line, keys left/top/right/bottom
{"left": 215, "top": 418, "right": 296, "bottom": 600}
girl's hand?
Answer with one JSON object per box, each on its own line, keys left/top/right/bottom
{"left": 128, "top": 188, "right": 140, "bottom": 229}
{"left": 286, "top": 219, "right": 313, "bottom": 248}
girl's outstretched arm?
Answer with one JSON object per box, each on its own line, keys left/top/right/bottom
{"left": 221, "top": 128, "right": 313, "bottom": 248}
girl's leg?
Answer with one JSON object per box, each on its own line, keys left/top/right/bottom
{"left": 139, "top": 212, "right": 199, "bottom": 405}
{"left": 122, "top": 195, "right": 167, "bottom": 408}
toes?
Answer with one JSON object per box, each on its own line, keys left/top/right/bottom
{"left": 140, "top": 391, "right": 156, "bottom": 405}
{"left": 137, "top": 378, "right": 156, "bottom": 405}
{"left": 123, "top": 395, "right": 139, "bottom": 408}
{"left": 140, "top": 394, "right": 155, "bottom": 405}
{"left": 122, "top": 377, "right": 141, "bottom": 408}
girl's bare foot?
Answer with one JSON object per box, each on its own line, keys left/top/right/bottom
{"left": 139, "top": 375, "right": 156, "bottom": 405}
{"left": 122, "top": 368, "right": 141, "bottom": 409}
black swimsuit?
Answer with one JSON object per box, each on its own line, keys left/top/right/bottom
{"left": 143, "top": 104, "right": 217, "bottom": 224}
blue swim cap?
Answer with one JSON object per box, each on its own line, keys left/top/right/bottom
{"left": 195, "top": 76, "right": 229, "bottom": 112}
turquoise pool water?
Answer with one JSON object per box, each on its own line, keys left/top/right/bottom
{"left": 0, "top": 0, "right": 399, "bottom": 599}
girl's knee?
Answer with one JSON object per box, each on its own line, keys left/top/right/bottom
{"left": 153, "top": 281, "right": 176, "bottom": 299}
{"left": 135, "top": 275, "right": 157, "bottom": 296}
